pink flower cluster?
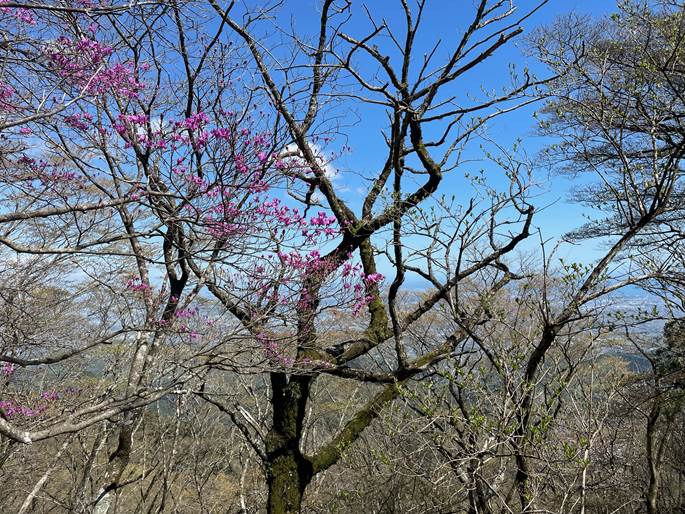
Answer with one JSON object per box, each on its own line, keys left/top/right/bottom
{"left": 128, "top": 183, "right": 147, "bottom": 201}
{"left": 364, "top": 273, "right": 384, "bottom": 284}
{"left": 126, "top": 278, "right": 151, "bottom": 293}
{"left": 1, "top": 362, "right": 16, "bottom": 378}
{"left": 256, "top": 332, "right": 294, "bottom": 368}
{"left": 65, "top": 112, "right": 93, "bottom": 131}
{"left": 112, "top": 111, "right": 231, "bottom": 153}
{"left": 41, "top": 389, "right": 59, "bottom": 401}
{"left": 206, "top": 220, "right": 243, "bottom": 239}
{"left": 341, "top": 268, "right": 385, "bottom": 316}
{"left": 245, "top": 200, "right": 339, "bottom": 243}
{"left": 45, "top": 36, "right": 143, "bottom": 98}
{"left": 303, "top": 211, "right": 338, "bottom": 240}
{"left": 201, "top": 194, "right": 338, "bottom": 247}
{"left": 13, "top": 157, "right": 84, "bottom": 191}
{"left": 0, "top": 389, "right": 61, "bottom": 419}
{"left": 175, "top": 307, "right": 198, "bottom": 319}
{"left": 157, "top": 306, "right": 200, "bottom": 341}
{"left": 97, "top": 63, "right": 144, "bottom": 98}
{"left": 178, "top": 111, "right": 209, "bottom": 131}
{"left": 276, "top": 250, "right": 333, "bottom": 274}
{"left": 0, "top": 81, "right": 15, "bottom": 112}
{"left": 113, "top": 113, "right": 148, "bottom": 144}
{"left": 204, "top": 200, "right": 243, "bottom": 239}
{"left": 184, "top": 173, "right": 206, "bottom": 188}
{"left": 0, "top": 400, "right": 46, "bottom": 418}
{"left": 46, "top": 36, "right": 111, "bottom": 79}
{"left": 0, "top": 1, "right": 37, "bottom": 25}
{"left": 48, "top": 170, "right": 79, "bottom": 182}
{"left": 255, "top": 199, "right": 305, "bottom": 227}
{"left": 210, "top": 127, "right": 232, "bottom": 140}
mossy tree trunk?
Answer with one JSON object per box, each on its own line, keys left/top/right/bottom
{"left": 265, "top": 372, "right": 313, "bottom": 514}
{"left": 263, "top": 367, "right": 403, "bottom": 514}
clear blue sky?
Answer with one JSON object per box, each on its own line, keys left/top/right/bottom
{"left": 263, "top": 1, "right": 621, "bottom": 273}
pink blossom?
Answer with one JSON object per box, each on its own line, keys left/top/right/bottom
{"left": 126, "top": 278, "right": 151, "bottom": 293}
{"left": 41, "top": 390, "right": 59, "bottom": 401}
{"left": 179, "top": 111, "right": 209, "bottom": 131}
{"left": 1, "top": 362, "right": 16, "bottom": 377}
{"left": 256, "top": 332, "right": 294, "bottom": 367}
{"left": 119, "top": 113, "right": 148, "bottom": 125}
{"left": 175, "top": 308, "right": 197, "bottom": 319}
{"left": 45, "top": 38, "right": 143, "bottom": 98}
{"left": 353, "top": 294, "right": 376, "bottom": 316}
{"left": 185, "top": 173, "right": 206, "bottom": 187}
{"left": 0, "top": 399, "right": 47, "bottom": 418}
{"left": 0, "top": 82, "right": 15, "bottom": 111}
{"left": 211, "top": 127, "right": 232, "bottom": 140}
{"left": 364, "top": 272, "right": 385, "bottom": 284}
{"left": 15, "top": 9, "right": 36, "bottom": 25}
{"left": 65, "top": 112, "right": 92, "bottom": 131}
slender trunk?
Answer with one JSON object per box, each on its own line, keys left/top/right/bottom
{"left": 73, "top": 424, "right": 108, "bottom": 513}
{"left": 93, "top": 414, "right": 138, "bottom": 514}
{"left": 514, "top": 449, "right": 530, "bottom": 512}
{"left": 580, "top": 447, "right": 590, "bottom": 514}
{"left": 464, "top": 446, "right": 491, "bottom": 514}
{"left": 467, "top": 466, "right": 491, "bottom": 514}
{"left": 239, "top": 456, "right": 250, "bottom": 513}
{"left": 645, "top": 401, "right": 661, "bottom": 514}
{"left": 513, "top": 327, "right": 557, "bottom": 513}
{"left": 18, "top": 436, "right": 72, "bottom": 514}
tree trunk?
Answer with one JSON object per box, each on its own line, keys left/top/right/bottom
{"left": 266, "top": 373, "right": 313, "bottom": 514}
{"left": 465, "top": 453, "right": 491, "bottom": 514}
{"left": 514, "top": 450, "right": 531, "bottom": 512}
{"left": 92, "top": 414, "right": 138, "bottom": 514}
{"left": 266, "top": 450, "right": 313, "bottom": 514}
{"left": 645, "top": 401, "right": 661, "bottom": 514}
{"left": 467, "top": 476, "right": 491, "bottom": 514}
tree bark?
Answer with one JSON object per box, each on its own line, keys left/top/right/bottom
{"left": 646, "top": 401, "right": 661, "bottom": 514}
{"left": 265, "top": 373, "right": 313, "bottom": 514}
{"left": 514, "top": 448, "right": 531, "bottom": 512}
{"left": 467, "top": 461, "right": 491, "bottom": 514}
{"left": 266, "top": 449, "right": 313, "bottom": 514}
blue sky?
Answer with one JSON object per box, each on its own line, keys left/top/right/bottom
{"left": 292, "top": 1, "right": 616, "bottom": 252}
